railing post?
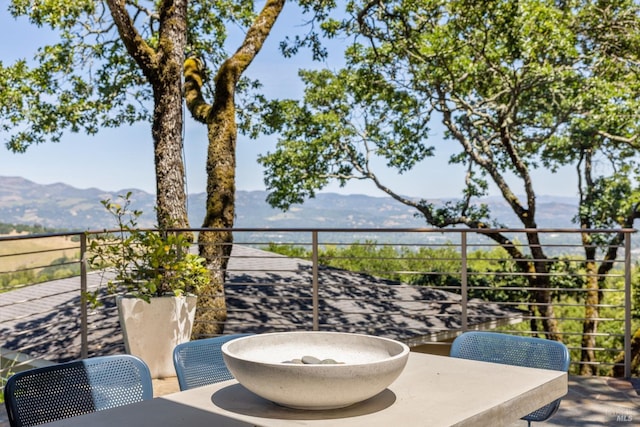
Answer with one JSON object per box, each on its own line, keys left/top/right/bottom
{"left": 312, "top": 230, "right": 319, "bottom": 331}
{"left": 461, "top": 232, "right": 468, "bottom": 331}
{"left": 80, "top": 233, "right": 89, "bottom": 359}
{"left": 624, "top": 231, "right": 632, "bottom": 378}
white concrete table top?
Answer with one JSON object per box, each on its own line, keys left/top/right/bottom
{"left": 40, "top": 352, "right": 567, "bottom": 427}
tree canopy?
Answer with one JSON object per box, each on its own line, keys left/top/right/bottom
{"left": 259, "top": 0, "right": 640, "bottom": 230}
{"left": 1, "top": 0, "right": 340, "bottom": 336}
{"left": 1, "top": 0, "right": 260, "bottom": 229}
{"left": 257, "top": 0, "right": 640, "bottom": 358}
{"left": 1, "top": 1, "right": 257, "bottom": 151}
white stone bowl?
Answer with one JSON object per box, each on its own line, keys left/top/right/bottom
{"left": 221, "top": 331, "right": 410, "bottom": 410}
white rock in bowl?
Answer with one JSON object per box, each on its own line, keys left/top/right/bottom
{"left": 221, "top": 331, "right": 410, "bottom": 410}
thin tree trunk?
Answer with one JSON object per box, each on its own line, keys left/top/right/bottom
{"left": 581, "top": 259, "right": 599, "bottom": 375}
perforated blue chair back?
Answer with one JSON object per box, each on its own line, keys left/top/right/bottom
{"left": 450, "top": 331, "right": 570, "bottom": 425}
{"left": 173, "top": 334, "right": 252, "bottom": 391}
{"left": 173, "top": 334, "right": 251, "bottom": 390}
{"left": 3, "top": 354, "right": 153, "bottom": 427}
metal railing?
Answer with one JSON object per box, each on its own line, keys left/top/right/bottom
{"left": 0, "top": 227, "right": 637, "bottom": 382}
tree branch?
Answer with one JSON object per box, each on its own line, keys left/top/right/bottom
{"left": 183, "top": 56, "right": 210, "bottom": 123}
{"left": 105, "top": 0, "right": 157, "bottom": 79}
{"left": 184, "top": 0, "right": 286, "bottom": 124}
{"left": 209, "top": 0, "right": 286, "bottom": 120}
{"left": 597, "top": 130, "right": 639, "bottom": 148}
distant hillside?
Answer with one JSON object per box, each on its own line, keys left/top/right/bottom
{"left": 0, "top": 176, "right": 578, "bottom": 232}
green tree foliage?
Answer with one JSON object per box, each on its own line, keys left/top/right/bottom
{"left": 0, "top": 1, "right": 338, "bottom": 336}
{"left": 39, "top": 255, "right": 80, "bottom": 280}
{"left": 268, "top": 241, "right": 637, "bottom": 374}
{"left": 0, "top": 1, "right": 264, "bottom": 230}
{"left": 0, "top": 256, "right": 80, "bottom": 292}
{"left": 0, "top": 0, "right": 265, "bottom": 150}
{"left": 0, "top": 223, "right": 58, "bottom": 235}
{"left": 257, "top": 0, "right": 640, "bottom": 365}
{"left": 269, "top": 242, "right": 585, "bottom": 303}
{"left": 559, "top": 2, "right": 640, "bottom": 371}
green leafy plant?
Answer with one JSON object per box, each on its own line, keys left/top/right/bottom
{"left": 87, "top": 192, "right": 210, "bottom": 304}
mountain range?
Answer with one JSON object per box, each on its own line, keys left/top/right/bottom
{"left": 0, "top": 175, "right": 578, "bottom": 231}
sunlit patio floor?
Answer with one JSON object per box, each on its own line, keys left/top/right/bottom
{"left": 536, "top": 376, "right": 638, "bottom": 426}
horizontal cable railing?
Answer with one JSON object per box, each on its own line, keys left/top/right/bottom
{"left": 0, "top": 227, "right": 637, "bottom": 387}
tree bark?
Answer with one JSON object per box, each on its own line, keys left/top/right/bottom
{"left": 580, "top": 258, "right": 599, "bottom": 375}
{"left": 106, "top": 0, "right": 190, "bottom": 230}
{"left": 527, "top": 234, "right": 561, "bottom": 341}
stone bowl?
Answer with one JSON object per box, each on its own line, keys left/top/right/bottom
{"left": 221, "top": 331, "right": 410, "bottom": 410}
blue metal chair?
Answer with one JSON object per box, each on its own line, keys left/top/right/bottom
{"left": 3, "top": 354, "right": 153, "bottom": 427}
{"left": 450, "top": 331, "right": 570, "bottom": 426}
{"left": 173, "top": 334, "right": 252, "bottom": 391}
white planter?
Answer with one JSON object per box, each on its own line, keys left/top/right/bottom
{"left": 116, "top": 295, "right": 197, "bottom": 379}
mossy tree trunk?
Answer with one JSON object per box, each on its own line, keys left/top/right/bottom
{"left": 580, "top": 257, "right": 599, "bottom": 375}
{"left": 612, "top": 327, "right": 640, "bottom": 377}
{"left": 577, "top": 149, "right": 640, "bottom": 374}
{"left": 184, "top": 0, "right": 286, "bottom": 337}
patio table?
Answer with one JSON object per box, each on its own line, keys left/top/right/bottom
{"left": 39, "top": 352, "right": 567, "bottom": 427}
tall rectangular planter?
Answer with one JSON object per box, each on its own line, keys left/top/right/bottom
{"left": 116, "top": 295, "right": 197, "bottom": 379}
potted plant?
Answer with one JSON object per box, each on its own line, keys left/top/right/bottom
{"left": 87, "top": 192, "right": 210, "bottom": 378}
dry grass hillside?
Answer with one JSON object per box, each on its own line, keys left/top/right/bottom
{"left": 0, "top": 233, "right": 80, "bottom": 273}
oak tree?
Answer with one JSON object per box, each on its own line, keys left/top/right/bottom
{"left": 258, "top": 0, "right": 640, "bottom": 371}
{"left": 182, "top": 0, "right": 286, "bottom": 336}
{"left": 0, "top": 0, "right": 291, "bottom": 336}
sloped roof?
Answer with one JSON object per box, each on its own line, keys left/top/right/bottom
{"left": 224, "top": 246, "right": 522, "bottom": 346}
{"left": 0, "top": 246, "right": 522, "bottom": 362}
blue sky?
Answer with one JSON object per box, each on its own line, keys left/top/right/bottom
{"left": 0, "top": 5, "right": 577, "bottom": 200}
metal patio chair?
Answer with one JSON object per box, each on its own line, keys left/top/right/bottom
{"left": 3, "top": 354, "right": 153, "bottom": 427}
{"left": 173, "top": 334, "right": 252, "bottom": 391}
{"left": 450, "top": 331, "right": 570, "bottom": 426}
